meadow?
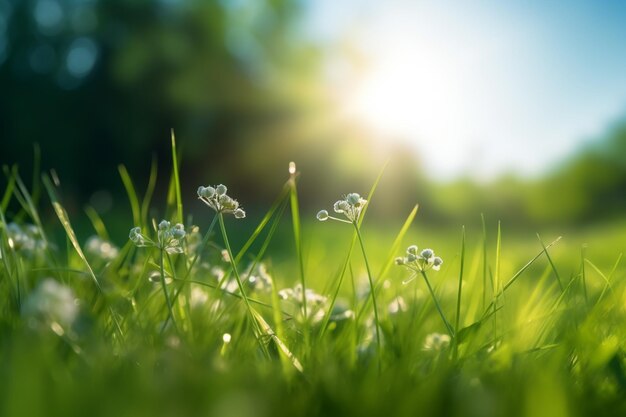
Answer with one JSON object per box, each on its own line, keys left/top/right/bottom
{"left": 1, "top": 138, "right": 625, "bottom": 417}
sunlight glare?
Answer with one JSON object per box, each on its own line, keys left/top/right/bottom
{"left": 345, "top": 36, "right": 472, "bottom": 177}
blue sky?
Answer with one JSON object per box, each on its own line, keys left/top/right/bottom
{"left": 304, "top": 0, "right": 626, "bottom": 179}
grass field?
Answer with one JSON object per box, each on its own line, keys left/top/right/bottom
{"left": 1, "top": 142, "right": 625, "bottom": 417}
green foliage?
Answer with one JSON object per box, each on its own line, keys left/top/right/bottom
{"left": 1, "top": 156, "right": 626, "bottom": 417}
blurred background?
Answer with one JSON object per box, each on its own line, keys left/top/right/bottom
{"left": 1, "top": 0, "right": 626, "bottom": 236}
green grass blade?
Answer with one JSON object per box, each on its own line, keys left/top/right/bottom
{"left": 251, "top": 309, "right": 304, "bottom": 373}
{"left": 537, "top": 233, "right": 563, "bottom": 292}
{"left": 317, "top": 238, "right": 356, "bottom": 341}
{"left": 0, "top": 205, "right": 20, "bottom": 307}
{"left": 30, "top": 143, "right": 42, "bottom": 208}
{"left": 84, "top": 205, "right": 110, "bottom": 241}
{"left": 234, "top": 181, "right": 291, "bottom": 264}
{"left": 453, "top": 226, "right": 466, "bottom": 357}
{"left": 141, "top": 155, "right": 158, "bottom": 228}
{"left": 354, "top": 204, "right": 419, "bottom": 321}
{"left": 584, "top": 258, "right": 616, "bottom": 304}
{"left": 289, "top": 163, "right": 308, "bottom": 329}
{"left": 269, "top": 265, "right": 294, "bottom": 376}
{"left": 118, "top": 165, "right": 142, "bottom": 227}
{"left": 213, "top": 183, "right": 290, "bottom": 300}
{"left": 376, "top": 204, "right": 419, "bottom": 282}
{"left": 493, "top": 221, "right": 501, "bottom": 340}
{"left": 1, "top": 166, "right": 16, "bottom": 212}
{"left": 480, "top": 236, "right": 562, "bottom": 320}
{"left": 495, "top": 221, "right": 501, "bottom": 294}
{"left": 595, "top": 253, "right": 622, "bottom": 304}
{"left": 14, "top": 172, "right": 50, "bottom": 248}
{"left": 170, "top": 129, "right": 183, "bottom": 224}
{"left": 42, "top": 174, "right": 124, "bottom": 341}
{"left": 580, "top": 246, "right": 589, "bottom": 307}
{"left": 357, "top": 159, "right": 389, "bottom": 228}
{"left": 214, "top": 198, "right": 289, "bottom": 323}
{"left": 481, "top": 213, "right": 488, "bottom": 311}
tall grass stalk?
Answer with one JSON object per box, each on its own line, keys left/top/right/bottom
{"left": 581, "top": 246, "right": 589, "bottom": 307}
{"left": 453, "top": 226, "right": 466, "bottom": 359}
{"left": 288, "top": 163, "right": 310, "bottom": 349}
{"left": 537, "top": 234, "right": 563, "bottom": 293}
{"left": 481, "top": 214, "right": 488, "bottom": 311}
{"left": 43, "top": 174, "right": 125, "bottom": 341}
{"left": 170, "top": 130, "right": 183, "bottom": 224}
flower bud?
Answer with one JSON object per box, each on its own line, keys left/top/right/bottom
{"left": 394, "top": 257, "right": 405, "bottom": 265}
{"left": 346, "top": 193, "right": 361, "bottom": 205}
{"left": 234, "top": 208, "right": 246, "bottom": 219}
{"left": 316, "top": 210, "right": 329, "bottom": 221}
{"left": 407, "top": 253, "right": 418, "bottom": 262}
{"left": 171, "top": 224, "right": 186, "bottom": 239}
{"left": 407, "top": 245, "right": 418, "bottom": 255}
{"left": 333, "top": 200, "right": 347, "bottom": 213}
{"left": 158, "top": 220, "right": 170, "bottom": 231}
{"left": 216, "top": 184, "right": 227, "bottom": 196}
{"left": 219, "top": 194, "right": 231, "bottom": 205}
{"left": 129, "top": 227, "right": 141, "bottom": 240}
{"left": 199, "top": 186, "right": 215, "bottom": 198}
{"left": 420, "top": 248, "right": 434, "bottom": 260}
{"left": 433, "top": 257, "right": 443, "bottom": 267}
{"left": 223, "top": 198, "right": 239, "bottom": 211}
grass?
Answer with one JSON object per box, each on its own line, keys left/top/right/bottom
{"left": 1, "top": 147, "right": 626, "bottom": 417}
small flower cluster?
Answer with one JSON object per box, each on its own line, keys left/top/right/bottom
{"left": 279, "top": 284, "right": 328, "bottom": 323}
{"left": 219, "top": 262, "right": 273, "bottom": 293}
{"left": 279, "top": 284, "right": 327, "bottom": 306}
{"left": 85, "top": 236, "right": 119, "bottom": 261}
{"left": 388, "top": 296, "right": 408, "bottom": 314}
{"left": 243, "top": 262, "right": 273, "bottom": 292}
{"left": 21, "top": 278, "right": 79, "bottom": 333}
{"left": 423, "top": 332, "right": 451, "bottom": 352}
{"left": 395, "top": 245, "right": 443, "bottom": 272}
{"left": 5, "top": 222, "right": 46, "bottom": 257}
{"left": 197, "top": 184, "right": 245, "bottom": 218}
{"left": 129, "top": 220, "right": 186, "bottom": 254}
{"left": 317, "top": 192, "right": 368, "bottom": 223}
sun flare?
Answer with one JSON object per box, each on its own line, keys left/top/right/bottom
{"left": 343, "top": 37, "right": 473, "bottom": 176}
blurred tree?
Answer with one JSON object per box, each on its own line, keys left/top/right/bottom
{"left": 525, "top": 119, "right": 626, "bottom": 225}
{"left": 0, "top": 0, "right": 321, "bottom": 200}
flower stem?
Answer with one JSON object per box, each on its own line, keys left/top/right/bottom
{"left": 161, "top": 215, "right": 217, "bottom": 333}
{"left": 420, "top": 270, "right": 454, "bottom": 337}
{"left": 354, "top": 223, "right": 382, "bottom": 365}
{"left": 218, "top": 212, "right": 269, "bottom": 357}
{"left": 159, "top": 247, "right": 178, "bottom": 334}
